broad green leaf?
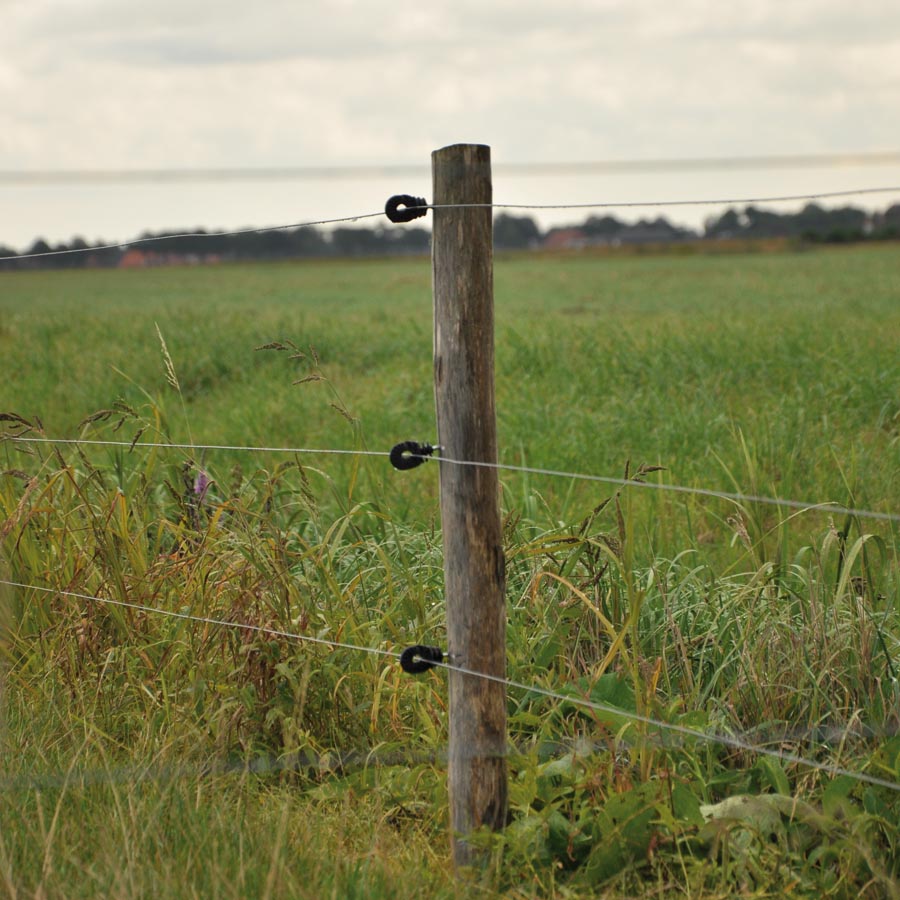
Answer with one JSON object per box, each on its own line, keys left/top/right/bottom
{"left": 700, "top": 794, "right": 786, "bottom": 841}
{"left": 670, "top": 781, "right": 704, "bottom": 827}
{"left": 582, "top": 782, "right": 661, "bottom": 881}
{"left": 754, "top": 756, "right": 791, "bottom": 796}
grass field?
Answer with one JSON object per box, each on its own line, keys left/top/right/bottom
{"left": 1, "top": 243, "right": 899, "bottom": 897}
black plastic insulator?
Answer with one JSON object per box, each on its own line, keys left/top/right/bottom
{"left": 385, "top": 195, "right": 429, "bottom": 223}
{"left": 400, "top": 645, "right": 444, "bottom": 674}
{"left": 390, "top": 441, "right": 436, "bottom": 471}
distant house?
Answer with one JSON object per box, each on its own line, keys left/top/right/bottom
{"left": 619, "top": 219, "right": 691, "bottom": 244}
{"left": 542, "top": 228, "right": 590, "bottom": 251}
{"left": 118, "top": 249, "right": 221, "bottom": 268}
{"left": 119, "top": 249, "right": 149, "bottom": 268}
{"left": 543, "top": 218, "right": 695, "bottom": 250}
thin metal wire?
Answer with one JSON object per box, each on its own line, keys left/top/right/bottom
{"left": 7, "top": 435, "right": 389, "bottom": 460}
{"left": 426, "top": 657, "right": 900, "bottom": 793}
{"left": 427, "top": 185, "right": 900, "bottom": 213}
{"left": 7, "top": 435, "right": 898, "bottom": 525}
{"left": 0, "top": 581, "right": 399, "bottom": 661}
{"left": 427, "top": 453, "right": 900, "bottom": 525}
{"left": 2, "top": 185, "right": 898, "bottom": 262}
{"left": 2, "top": 578, "right": 898, "bottom": 793}
{"left": 0, "top": 211, "right": 386, "bottom": 262}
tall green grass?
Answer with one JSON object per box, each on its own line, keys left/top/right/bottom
{"left": 1, "top": 244, "right": 899, "bottom": 897}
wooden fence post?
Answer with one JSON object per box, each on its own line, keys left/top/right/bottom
{"left": 431, "top": 143, "right": 508, "bottom": 867}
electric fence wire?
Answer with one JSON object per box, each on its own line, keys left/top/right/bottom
{"left": 427, "top": 185, "right": 900, "bottom": 213}
{"left": 2, "top": 185, "right": 899, "bottom": 262}
{"left": 0, "top": 581, "right": 400, "bottom": 661}
{"left": 5, "top": 435, "right": 390, "bottom": 460}
{"left": 1, "top": 579, "right": 898, "bottom": 794}
{"left": 0, "top": 211, "right": 386, "bottom": 261}
{"left": 6, "top": 435, "right": 900, "bottom": 525}
{"left": 427, "top": 453, "right": 900, "bottom": 525}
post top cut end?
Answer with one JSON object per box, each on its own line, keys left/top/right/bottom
{"left": 433, "top": 143, "right": 491, "bottom": 161}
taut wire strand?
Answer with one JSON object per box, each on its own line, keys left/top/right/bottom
{"left": 0, "top": 581, "right": 400, "bottom": 660}
{"left": 6, "top": 436, "right": 899, "bottom": 524}
{"left": 0, "top": 211, "right": 386, "bottom": 261}
{"left": 2, "top": 185, "right": 899, "bottom": 261}
{"left": 427, "top": 453, "right": 900, "bottom": 525}
{"left": 1, "top": 578, "right": 898, "bottom": 793}
{"left": 425, "top": 185, "right": 900, "bottom": 213}
{"left": 426, "top": 657, "right": 900, "bottom": 793}
{"left": 7, "top": 435, "right": 389, "bottom": 459}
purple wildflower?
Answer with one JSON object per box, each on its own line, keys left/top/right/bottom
{"left": 193, "top": 469, "right": 212, "bottom": 504}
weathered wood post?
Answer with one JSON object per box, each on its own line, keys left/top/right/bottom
{"left": 431, "top": 143, "right": 508, "bottom": 867}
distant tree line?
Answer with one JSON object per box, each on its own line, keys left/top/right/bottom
{"left": 0, "top": 224, "right": 432, "bottom": 271}
{"left": 2, "top": 203, "right": 898, "bottom": 270}
{"left": 531, "top": 202, "right": 900, "bottom": 249}
{"left": 702, "top": 203, "right": 900, "bottom": 243}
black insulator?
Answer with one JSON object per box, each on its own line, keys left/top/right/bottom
{"left": 390, "top": 441, "right": 436, "bottom": 471}
{"left": 400, "top": 645, "right": 445, "bottom": 674}
{"left": 385, "top": 195, "right": 429, "bottom": 223}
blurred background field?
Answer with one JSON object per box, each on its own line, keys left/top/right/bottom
{"left": 2, "top": 243, "right": 899, "bottom": 549}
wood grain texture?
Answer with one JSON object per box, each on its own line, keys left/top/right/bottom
{"left": 431, "top": 143, "right": 508, "bottom": 868}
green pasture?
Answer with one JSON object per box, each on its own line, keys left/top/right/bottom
{"left": 2, "top": 245, "right": 899, "bottom": 543}
{"left": 1, "top": 243, "right": 899, "bottom": 898}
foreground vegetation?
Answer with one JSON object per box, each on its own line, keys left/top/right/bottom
{"left": 1, "top": 243, "right": 899, "bottom": 897}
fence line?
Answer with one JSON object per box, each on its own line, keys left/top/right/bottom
{"left": 0, "top": 211, "right": 387, "bottom": 262}
{"left": 427, "top": 453, "right": 900, "bottom": 525}
{"left": 427, "top": 656, "right": 900, "bottom": 794}
{"left": 5, "top": 435, "right": 390, "bottom": 460}
{"left": 2, "top": 184, "right": 899, "bottom": 262}
{"left": 0, "top": 581, "right": 399, "bottom": 661}
{"left": 3, "top": 176, "right": 899, "bottom": 807}
{"left": 428, "top": 185, "right": 900, "bottom": 213}
{"left": 6, "top": 434, "right": 900, "bottom": 525}
{"left": 1, "top": 579, "right": 898, "bottom": 794}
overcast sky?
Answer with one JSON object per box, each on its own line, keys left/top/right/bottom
{"left": 1, "top": 0, "right": 899, "bottom": 250}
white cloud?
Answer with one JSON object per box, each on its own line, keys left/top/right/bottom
{"left": 1, "top": 0, "right": 898, "bottom": 246}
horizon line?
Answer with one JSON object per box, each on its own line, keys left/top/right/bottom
{"left": 2, "top": 151, "right": 900, "bottom": 185}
